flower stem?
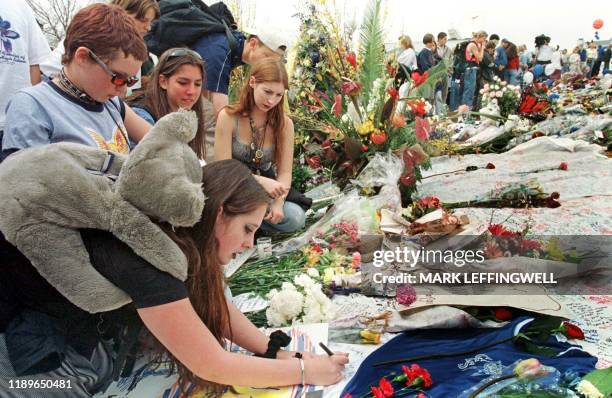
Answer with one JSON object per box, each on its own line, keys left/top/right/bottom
{"left": 468, "top": 374, "right": 515, "bottom": 398}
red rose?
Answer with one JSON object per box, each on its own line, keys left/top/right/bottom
{"left": 321, "top": 139, "right": 332, "bottom": 149}
{"left": 561, "top": 322, "right": 585, "bottom": 339}
{"left": 362, "top": 144, "right": 369, "bottom": 152}
{"left": 559, "top": 162, "right": 568, "bottom": 171}
{"left": 486, "top": 162, "right": 496, "bottom": 169}
{"left": 342, "top": 394, "right": 352, "bottom": 398}
{"left": 371, "top": 386, "right": 385, "bottom": 398}
{"left": 378, "top": 377, "right": 394, "bottom": 397}
{"left": 493, "top": 307, "right": 513, "bottom": 321}
{"left": 417, "top": 394, "right": 426, "bottom": 398}
{"left": 371, "top": 130, "right": 387, "bottom": 145}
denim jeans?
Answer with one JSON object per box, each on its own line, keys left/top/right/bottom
{"left": 449, "top": 78, "right": 462, "bottom": 111}
{"left": 260, "top": 201, "right": 306, "bottom": 233}
{"left": 505, "top": 69, "right": 520, "bottom": 86}
{"left": 461, "top": 67, "right": 478, "bottom": 109}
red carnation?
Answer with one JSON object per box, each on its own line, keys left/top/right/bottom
{"left": 493, "top": 307, "right": 513, "bottom": 321}
{"left": 486, "top": 162, "right": 496, "bottom": 169}
{"left": 561, "top": 322, "right": 585, "bottom": 340}
{"left": 378, "top": 377, "right": 394, "bottom": 397}
{"left": 559, "top": 162, "right": 568, "bottom": 171}
{"left": 371, "top": 386, "right": 385, "bottom": 398}
{"left": 488, "top": 224, "right": 515, "bottom": 237}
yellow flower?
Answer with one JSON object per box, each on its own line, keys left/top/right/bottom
{"left": 323, "top": 267, "right": 335, "bottom": 284}
{"left": 357, "top": 119, "right": 375, "bottom": 136}
{"left": 360, "top": 329, "right": 381, "bottom": 344}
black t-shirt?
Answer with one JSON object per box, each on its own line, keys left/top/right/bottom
{"left": 0, "top": 229, "right": 188, "bottom": 373}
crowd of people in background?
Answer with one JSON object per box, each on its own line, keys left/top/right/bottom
{"left": 0, "top": 0, "right": 611, "bottom": 396}
{"left": 395, "top": 30, "right": 612, "bottom": 113}
{"left": 0, "top": 0, "right": 347, "bottom": 396}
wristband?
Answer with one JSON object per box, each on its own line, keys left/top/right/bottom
{"left": 254, "top": 330, "right": 292, "bottom": 359}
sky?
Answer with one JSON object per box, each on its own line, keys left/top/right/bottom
{"left": 239, "top": 0, "right": 611, "bottom": 51}
{"left": 65, "top": 0, "right": 612, "bottom": 51}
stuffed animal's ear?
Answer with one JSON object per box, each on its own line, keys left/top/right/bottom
{"left": 161, "top": 180, "right": 206, "bottom": 227}
{"left": 150, "top": 109, "right": 198, "bottom": 143}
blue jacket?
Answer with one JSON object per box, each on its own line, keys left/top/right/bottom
{"left": 495, "top": 46, "right": 508, "bottom": 67}
{"left": 341, "top": 317, "right": 596, "bottom": 398}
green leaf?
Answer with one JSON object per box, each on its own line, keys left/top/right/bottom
{"left": 513, "top": 334, "right": 558, "bottom": 357}
{"left": 413, "top": 60, "right": 449, "bottom": 100}
{"left": 582, "top": 367, "right": 612, "bottom": 395}
{"left": 357, "top": 0, "right": 384, "bottom": 107}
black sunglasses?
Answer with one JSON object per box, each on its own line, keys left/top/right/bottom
{"left": 87, "top": 49, "right": 139, "bottom": 87}
{"left": 167, "top": 48, "right": 203, "bottom": 60}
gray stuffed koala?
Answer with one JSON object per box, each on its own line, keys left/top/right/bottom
{"left": 0, "top": 109, "right": 205, "bottom": 313}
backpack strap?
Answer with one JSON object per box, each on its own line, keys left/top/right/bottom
{"left": 223, "top": 20, "right": 241, "bottom": 66}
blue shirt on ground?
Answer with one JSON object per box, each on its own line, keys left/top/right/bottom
{"left": 341, "top": 317, "right": 596, "bottom": 398}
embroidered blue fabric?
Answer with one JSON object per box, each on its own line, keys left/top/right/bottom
{"left": 341, "top": 317, "right": 596, "bottom": 397}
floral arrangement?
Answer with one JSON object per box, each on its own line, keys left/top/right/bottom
{"left": 479, "top": 76, "right": 521, "bottom": 118}
{"left": 342, "top": 363, "right": 433, "bottom": 398}
{"left": 288, "top": 0, "right": 444, "bottom": 200}
{"left": 265, "top": 273, "right": 335, "bottom": 327}
{"left": 483, "top": 223, "right": 590, "bottom": 263}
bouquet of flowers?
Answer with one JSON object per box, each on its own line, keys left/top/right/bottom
{"left": 479, "top": 76, "right": 521, "bottom": 118}
{"left": 265, "top": 273, "right": 335, "bottom": 327}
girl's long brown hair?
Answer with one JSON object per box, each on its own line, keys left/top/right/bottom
{"left": 225, "top": 58, "right": 289, "bottom": 163}
{"left": 142, "top": 48, "right": 207, "bottom": 159}
{"left": 157, "top": 159, "right": 270, "bottom": 396}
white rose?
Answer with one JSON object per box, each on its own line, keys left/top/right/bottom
{"left": 294, "top": 274, "right": 315, "bottom": 289}
{"left": 270, "top": 289, "right": 304, "bottom": 320}
{"left": 281, "top": 281, "right": 297, "bottom": 291}
{"left": 266, "top": 307, "right": 288, "bottom": 327}
{"left": 576, "top": 380, "right": 603, "bottom": 398}
{"left": 307, "top": 268, "right": 320, "bottom": 278}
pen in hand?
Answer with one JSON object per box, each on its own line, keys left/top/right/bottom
{"left": 318, "top": 342, "right": 334, "bottom": 356}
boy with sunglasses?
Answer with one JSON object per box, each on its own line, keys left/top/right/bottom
{"left": 1, "top": 4, "right": 152, "bottom": 161}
